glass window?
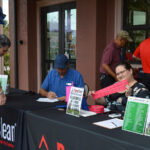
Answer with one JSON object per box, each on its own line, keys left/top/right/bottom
{"left": 125, "top": 0, "right": 150, "bottom": 27}
{"left": 47, "top": 11, "right": 59, "bottom": 61}
{"left": 123, "top": 0, "right": 150, "bottom": 64}
{"left": 65, "top": 9, "right": 76, "bottom": 68}
{"left": 133, "top": 11, "right": 146, "bottom": 25}
{"left": 65, "top": 9, "right": 76, "bottom": 60}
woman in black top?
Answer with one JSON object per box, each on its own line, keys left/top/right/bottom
{"left": 89, "top": 62, "right": 150, "bottom": 112}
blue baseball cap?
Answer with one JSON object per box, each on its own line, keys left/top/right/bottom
{"left": 54, "top": 54, "right": 69, "bottom": 69}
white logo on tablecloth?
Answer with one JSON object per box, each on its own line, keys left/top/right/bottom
{"left": 0, "top": 117, "right": 16, "bottom": 142}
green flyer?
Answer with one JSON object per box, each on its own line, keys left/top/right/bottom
{"left": 122, "top": 96, "right": 150, "bottom": 135}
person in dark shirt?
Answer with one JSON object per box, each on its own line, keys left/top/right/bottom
{"left": 99, "top": 31, "right": 132, "bottom": 88}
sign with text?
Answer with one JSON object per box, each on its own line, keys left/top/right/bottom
{"left": 122, "top": 96, "right": 150, "bottom": 136}
{"left": 66, "top": 86, "right": 84, "bottom": 117}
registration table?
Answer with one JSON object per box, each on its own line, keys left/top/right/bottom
{"left": 1, "top": 89, "right": 150, "bottom": 150}
{"left": 0, "top": 88, "right": 65, "bottom": 150}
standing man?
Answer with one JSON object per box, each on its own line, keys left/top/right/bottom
{"left": 0, "top": 34, "right": 11, "bottom": 105}
{"left": 40, "top": 54, "right": 84, "bottom": 101}
{"left": 133, "top": 37, "right": 150, "bottom": 91}
{"left": 99, "top": 30, "right": 132, "bottom": 89}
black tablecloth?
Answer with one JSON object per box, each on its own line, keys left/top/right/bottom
{"left": 0, "top": 88, "right": 65, "bottom": 150}
{"left": 1, "top": 88, "right": 150, "bottom": 150}
{"left": 24, "top": 108, "right": 150, "bottom": 150}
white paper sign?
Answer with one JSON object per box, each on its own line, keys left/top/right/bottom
{"left": 80, "top": 109, "right": 97, "bottom": 117}
{"left": 66, "top": 86, "right": 84, "bottom": 117}
{"left": 36, "top": 98, "right": 59, "bottom": 103}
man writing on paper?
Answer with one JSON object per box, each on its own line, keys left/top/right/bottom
{"left": 89, "top": 62, "right": 150, "bottom": 113}
{"left": 40, "top": 54, "right": 84, "bottom": 101}
{"left": 0, "top": 34, "right": 11, "bottom": 105}
{"left": 99, "top": 31, "right": 132, "bottom": 88}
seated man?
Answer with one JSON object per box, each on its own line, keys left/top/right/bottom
{"left": 40, "top": 54, "right": 84, "bottom": 101}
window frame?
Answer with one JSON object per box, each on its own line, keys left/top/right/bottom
{"left": 123, "top": 0, "right": 150, "bottom": 62}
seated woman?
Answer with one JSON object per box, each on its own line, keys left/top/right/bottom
{"left": 89, "top": 62, "right": 150, "bottom": 113}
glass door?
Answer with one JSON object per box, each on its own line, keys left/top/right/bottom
{"left": 65, "top": 8, "right": 76, "bottom": 68}
{"left": 46, "top": 11, "right": 59, "bottom": 70}
{"left": 41, "top": 3, "right": 76, "bottom": 80}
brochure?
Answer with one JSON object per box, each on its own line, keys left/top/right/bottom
{"left": 66, "top": 86, "right": 84, "bottom": 117}
{"left": 122, "top": 96, "right": 150, "bottom": 136}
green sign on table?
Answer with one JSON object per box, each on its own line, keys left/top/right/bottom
{"left": 122, "top": 96, "right": 150, "bottom": 136}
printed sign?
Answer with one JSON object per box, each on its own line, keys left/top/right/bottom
{"left": 122, "top": 96, "right": 150, "bottom": 136}
{"left": 66, "top": 86, "right": 84, "bottom": 117}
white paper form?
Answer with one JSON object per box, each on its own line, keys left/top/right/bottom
{"left": 80, "top": 109, "right": 97, "bottom": 117}
{"left": 36, "top": 98, "right": 59, "bottom": 103}
{"left": 93, "top": 118, "right": 123, "bottom": 129}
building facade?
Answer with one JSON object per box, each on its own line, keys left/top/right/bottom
{"left": 9, "top": 0, "right": 150, "bottom": 92}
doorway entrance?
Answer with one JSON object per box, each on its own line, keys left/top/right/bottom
{"left": 41, "top": 2, "right": 76, "bottom": 80}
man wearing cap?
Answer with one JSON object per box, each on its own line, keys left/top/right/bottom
{"left": 99, "top": 30, "right": 132, "bottom": 88}
{"left": 40, "top": 54, "right": 84, "bottom": 101}
{"left": 133, "top": 37, "right": 150, "bottom": 91}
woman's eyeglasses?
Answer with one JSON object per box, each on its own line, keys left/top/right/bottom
{"left": 116, "top": 70, "right": 127, "bottom": 76}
